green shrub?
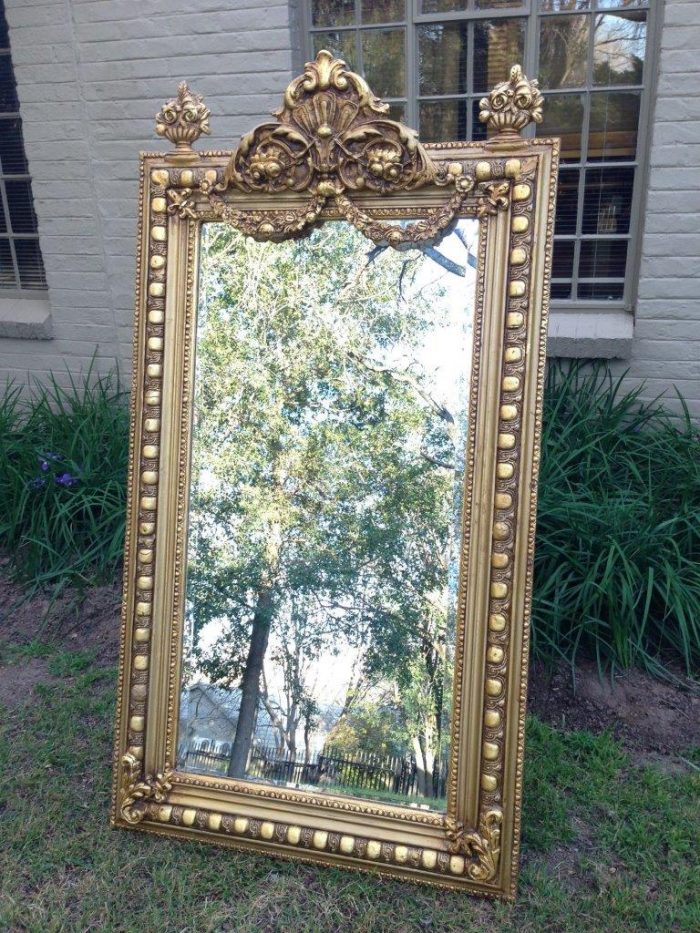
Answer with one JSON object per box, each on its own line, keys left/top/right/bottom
{"left": 0, "top": 365, "right": 129, "bottom": 591}
{"left": 1, "top": 360, "right": 698, "bottom": 678}
{"left": 533, "top": 362, "right": 700, "bottom": 677}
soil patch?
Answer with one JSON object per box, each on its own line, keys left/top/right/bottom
{"left": 0, "top": 574, "right": 121, "bottom": 666}
{"left": 2, "top": 574, "right": 699, "bottom": 756}
{"left": 528, "top": 659, "right": 700, "bottom": 755}
{"left": 0, "top": 656, "right": 57, "bottom": 709}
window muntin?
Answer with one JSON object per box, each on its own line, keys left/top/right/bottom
{"left": 306, "top": 0, "right": 653, "bottom": 309}
{"left": 0, "top": 0, "right": 46, "bottom": 291}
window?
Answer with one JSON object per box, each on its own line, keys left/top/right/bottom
{"left": 0, "top": 0, "right": 46, "bottom": 291}
{"left": 304, "top": 0, "right": 654, "bottom": 309}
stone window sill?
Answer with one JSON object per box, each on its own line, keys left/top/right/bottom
{"left": 547, "top": 310, "right": 633, "bottom": 359}
{"left": 0, "top": 296, "right": 53, "bottom": 340}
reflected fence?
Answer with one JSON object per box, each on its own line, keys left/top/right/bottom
{"left": 184, "top": 743, "right": 448, "bottom": 800}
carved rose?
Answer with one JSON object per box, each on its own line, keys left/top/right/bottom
{"left": 367, "top": 146, "right": 402, "bottom": 182}
{"left": 249, "top": 146, "right": 286, "bottom": 182}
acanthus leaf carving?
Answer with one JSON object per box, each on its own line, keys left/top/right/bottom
{"left": 445, "top": 809, "right": 502, "bottom": 883}
{"left": 222, "top": 50, "right": 434, "bottom": 198}
{"left": 119, "top": 753, "right": 173, "bottom": 825}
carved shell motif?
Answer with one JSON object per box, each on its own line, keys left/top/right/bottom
{"left": 224, "top": 50, "right": 435, "bottom": 196}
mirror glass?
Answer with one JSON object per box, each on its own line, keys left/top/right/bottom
{"left": 177, "top": 218, "right": 478, "bottom": 810}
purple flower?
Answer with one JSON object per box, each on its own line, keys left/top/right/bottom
{"left": 29, "top": 476, "right": 46, "bottom": 489}
{"left": 39, "top": 458, "right": 49, "bottom": 471}
{"left": 55, "top": 472, "right": 79, "bottom": 488}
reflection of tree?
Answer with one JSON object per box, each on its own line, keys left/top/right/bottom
{"left": 539, "top": 8, "right": 644, "bottom": 92}
{"left": 187, "top": 223, "right": 470, "bottom": 787}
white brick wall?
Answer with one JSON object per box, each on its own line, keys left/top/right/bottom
{"left": 2, "top": 0, "right": 296, "bottom": 387}
{"left": 614, "top": 0, "right": 700, "bottom": 417}
{"left": 2, "top": 0, "right": 699, "bottom": 418}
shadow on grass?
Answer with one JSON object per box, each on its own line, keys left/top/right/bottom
{"left": 0, "top": 652, "right": 698, "bottom": 932}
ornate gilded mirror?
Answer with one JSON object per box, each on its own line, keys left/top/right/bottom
{"left": 112, "top": 53, "right": 558, "bottom": 898}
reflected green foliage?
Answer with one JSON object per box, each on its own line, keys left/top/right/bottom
{"left": 186, "top": 223, "right": 466, "bottom": 789}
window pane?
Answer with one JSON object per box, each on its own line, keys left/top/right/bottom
{"left": 362, "top": 28, "right": 405, "bottom": 98}
{"left": 420, "top": 0, "right": 468, "bottom": 11}
{"left": 597, "top": 0, "right": 646, "bottom": 10}
{"left": 551, "top": 282, "right": 573, "bottom": 299}
{"left": 419, "top": 99, "right": 466, "bottom": 143}
{"left": 311, "top": 0, "right": 355, "bottom": 28}
{"left": 0, "top": 238, "right": 16, "bottom": 287}
{"left": 579, "top": 239, "right": 628, "bottom": 278}
{"left": 577, "top": 282, "right": 624, "bottom": 300}
{"left": 388, "top": 102, "right": 406, "bottom": 122}
{"left": 0, "top": 199, "right": 6, "bottom": 233}
{"left": 593, "top": 13, "right": 645, "bottom": 86}
{"left": 361, "top": 0, "right": 404, "bottom": 24}
{"left": 582, "top": 166, "right": 634, "bottom": 235}
{"left": 536, "top": 92, "right": 584, "bottom": 162}
{"left": 471, "top": 98, "right": 499, "bottom": 142}
{"left": 14, "top": 238, "right": 47, "bottom": 289}
{"left": 0, "top": 53, "right": 19, "bottom": 112}
{"left": 6, "top": 179, "right": 38, "bottom": 234}
{"left": 0, "top": 117, "right": 28, "bottom": 173}
{"left": 589, "top": 91, "right": 639, "bottom": 160}
{"left": 555, "top": 169, "right": 580, "bottom": 235}
{"left": 538, "top": 15, "right": 589, "bottom": 89}
{"left": 312, "top": 30, "right": 357, "bottom": 69}
{"left": 552, "top": 240, "right": 575, "bottom": 278}
{"left": 539, "top": 1, "right": 590, "bottom": 9}
{"left": 473, "top": 18, "right": 526, "bottom": 94}
{"left": 474, "top": 0, "right": 526, "bottom": 8}
{"left": 0, "top": 7, "right": 8, "bottom": 49}
{"left": 418, "top": 23, "right": 467, "bottom": 96}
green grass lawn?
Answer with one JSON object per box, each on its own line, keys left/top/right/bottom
{"left": 0, "top": 643, "right": 698, "bottom": 933}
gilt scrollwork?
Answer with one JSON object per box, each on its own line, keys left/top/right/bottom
{"left": 479, "top": 65, "right": 543, "bottom": 139}
{"left": 152, "top": 56, "right": 547, "bottom": 242}
{"left": 445, "top": 809, "right": 502, "bottom": 883}
{"left": 119, "top": 753, "right": 173, "bottom": 825}
{"left": 223, "top": 50, "right": 434, "bottom": 197}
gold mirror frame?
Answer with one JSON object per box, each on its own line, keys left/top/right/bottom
{"left": 111, "top": 53, "right": 558, "bottom": 899}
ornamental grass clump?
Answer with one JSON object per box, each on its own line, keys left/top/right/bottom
{"left": 0, "top": 366, "right": 129, "bottom": 591}
{"left": 533, "top": 362, "right": 700, "bottom": 678}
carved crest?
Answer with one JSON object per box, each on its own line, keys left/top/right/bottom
{"left": 224, "top": 50, "right": 434, "bottom": 197}
{"left": 155, "top": 56, "right": 543, "bottom": 243}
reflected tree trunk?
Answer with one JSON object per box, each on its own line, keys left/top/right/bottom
{"left": 227, "top": 583, "right": 274, "bottom": 778}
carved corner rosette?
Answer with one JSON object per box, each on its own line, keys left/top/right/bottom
{"left": 119, "top": 753, "right": 173, "bottom": 825}
{"left": 445, "top": 810, "right": 502, "bottom": 883}
{"left": 156, "top": 81, "right": 211, "bottom": 164}
{"left": 479, "top": 65, "right": 543, "bottom": 141}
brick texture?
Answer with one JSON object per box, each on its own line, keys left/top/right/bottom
{"left": 1, "top": 0, "right": 295, "bottom": 388}
{"left": 611, "top": 0, "right": 700, "bottom": 418}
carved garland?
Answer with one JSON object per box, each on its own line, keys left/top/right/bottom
{"left": 116, "top": 53, "right": 546, "bottom": 888}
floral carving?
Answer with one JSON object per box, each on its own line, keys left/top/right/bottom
{"left": 223, "top": 50, "right": 434, "bottom": 197}
{"left": 119, "top": 753, "right": 173, "bottom": 825}
{"left": 156, "top": 82, "right": 211, "bottom": 160}
{"left": 445, "top": 809, "right": 502, "bottom": 883}
{"left": 479, "top": 65, "right": 543, "bottom": 138}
